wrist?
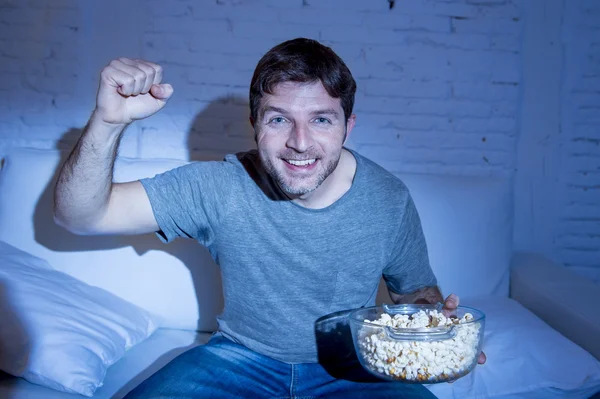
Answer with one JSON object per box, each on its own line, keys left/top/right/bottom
{"left": 86, "top": 110, "right": 129, "bottom": 142}
{"left": 89, "top": 110, "right": 129, "bottom": 130}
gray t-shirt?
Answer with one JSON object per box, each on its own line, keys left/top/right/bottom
{"left": 140, "top": 148, "right": 437, "bottom": 363}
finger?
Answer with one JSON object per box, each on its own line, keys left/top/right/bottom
{"left": 140, "top": 60, "right": 164, "bottom": 85}
{"left": 150, "top": 83, "right": 173, "bottom": 100}
{"left": 477, "top": 351, "right": 487, "bottom": 364}
{"left": 444, "top": 293, "right": 459, "bottom": 309}
{"left": 133, "top": 62, "right": 156, "bottom": 94}
{"left": 101, "top": 65, "right": 136, "bottom": 96}
{"left": 442, "top": 293, "right": 459, "bottom": 317}
{"left": 110, "top": 59, "right": 148, "bottom": 95}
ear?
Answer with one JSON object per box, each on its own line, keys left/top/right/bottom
{"left": 343, "top": 114, "right": 356, "bottom": 145}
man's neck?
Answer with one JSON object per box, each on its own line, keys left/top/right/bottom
{"left": 290, "top": 148, "right": 357, "bottom": 209}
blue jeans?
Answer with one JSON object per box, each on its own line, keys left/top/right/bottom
{"left": 124, "top": 334, "right": 438, "bottom": 399}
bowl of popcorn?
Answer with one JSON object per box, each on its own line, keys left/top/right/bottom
{"left": 348, "top": 303, "right": 485, "bottom": 383}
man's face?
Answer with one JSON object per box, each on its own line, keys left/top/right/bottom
{"left": 253, "top": 81, "right": 355, "bottom": 197}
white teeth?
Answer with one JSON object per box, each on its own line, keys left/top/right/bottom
{"left": 287, "top": 159, "right": 316, "bottom": 166}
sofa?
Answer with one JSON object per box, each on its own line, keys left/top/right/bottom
{"left": 0, "top": 147, "right": 599, "bottom": 399}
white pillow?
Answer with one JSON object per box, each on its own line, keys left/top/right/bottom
{"left": 0, "top": 240, "right": 158, "bottom": 397}
{"left": 426, "top": 296, "right": 600, "bottom": 399}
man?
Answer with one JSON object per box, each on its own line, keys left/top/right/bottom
{"left": 54, "top": 38, "right": 484, "bottom": 398}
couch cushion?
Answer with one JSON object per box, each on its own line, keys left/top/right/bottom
{"left": 0, "top": 148, "right": 223, "bottom": 331}
{"left": 396, "top": 173, "right": 513, "bottom": 299}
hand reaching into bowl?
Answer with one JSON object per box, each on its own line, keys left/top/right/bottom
{"left": 442, "top": 293, "right": 487, "bottom": 365}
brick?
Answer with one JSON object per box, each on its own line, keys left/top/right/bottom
{"left": 1, "top": 39, "right": 53, "bottom": 59}
{"left": 574, "top": 76, "right": 600, "bottom": 92}
{"left": 149, "top": 15, "right": 231, "bottom": 34}
{"left": 356, "top": 114, "right": 452, "bottom": 131}
{"left": 23, "top": 73, "right": 77, "bottom": 95}
{"left": 568, "top": 138, "right": 600, "bottom": 155}
{"left": 147, "top": 0, "right": 193, "bottom": 17}
{"left": 406, "top": 99, "right": 492, "bottom": 117}
{"left": 186, "top": 99, "right": 249, "bottom": 120}
{"left": 573, "top": 125, "right": 600, "bottom": 140}
{"left": 403, "top": 32, "right": 491, "bottom": 50}
{"left": 190, "top": 3, "right": 277, "bottom": 23}
{"left": 451, "top": 17, "right": 520, "bottom": 34}
{"left": 143, "top": 47, "right": 257, "bottom": 71}
{"left": 363, "top": 79, "right": 449, "bottom": 99}
{"left": 8, "top": 89, "right": 54, "bottom": 112}
{"left": 188, "top": 66, "right": 252, "bottom": 87}
{"left": 565, "top": 185, "right": 600, "bottom": 205}
{"left": 565, "top": 156, "right": 600, "bottom": 174}
{"left": 362, "top": 13, "right": 451, "bottom": 33}
{"left": 180, "top": 83, "right": 248, "bottom": 102}
{"left": 143, "top": 33, "right": 190, "bottom": 51}
{"left": 453, "top": 117, "right": 516, "bottom": 133}
{"left": 26, "top": 0, "right": 79, "bottom": 9}
{"left": 489, "top": 34, "right": 521, "bottom": 52}
{"left": 362, "top": 44, "right": 426, "bottom": 66}
{"left": 188, "top": 36, "right": 280, "bottom": 56}
{"left": 0, "top": 74, "right": 21, "bottom": 90}
{"left": 278, "top": 8, "right": 363, "bottom": 27}
{"left": 302, "top": 0, "right": 391, "bottom": 12}
{"left": 559, "top": 234, "right": 600, "bottom": 249}
{"left": 565, "top": 171, "right": 600, "bottom": 188}
{"left": 392, "top": 130, "right": 513, "bottom": 151}
{"left": 231, "top": 21, "right": 319, "bottom": 41}
{"left": 562, "top": 220, "right": 600, "bottom": 236}
{"left": 467, "top": 0, "right": 508, "bottom": 4}
{"left": 43, "top": 59, "right": 80, "bottom": 78}
{"left": 321, "top": 27, "right": 401, "bottom": 45}
{"left": 571, "top": 92, "right": 600, "bottom": 106}
{"left": 389, "top": 1, "right": 480, "bottom": 18}
{"left": 575, "top": 108, "right": 600, "bottom": 123}
{"left": 360, "top": 142, "right": 511, "bottom": 166}
{"left": 452, "top": 81, "right": 519, "bottom": 101}
{"left": 0, "top": 7, "right": 80, "bottom": 26}
{"left": 558, "top": 249, "right": 600, "bottom": 267}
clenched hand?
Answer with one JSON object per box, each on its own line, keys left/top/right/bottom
{"left": 95, "top": 57, "right": 173, "bottom": 125}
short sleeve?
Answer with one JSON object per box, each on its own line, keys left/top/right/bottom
{"left": 382, "top": 193, "right": 438, "bottom": 295}
{"left": 139, "top": 161, "right": 233, "bottom": 246}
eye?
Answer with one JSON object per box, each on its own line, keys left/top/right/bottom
{"left": 314, "top": 117, "right": 331, "bottom": 124}
{"left": 269, "top": 116, "right": 287, "bottom": 124}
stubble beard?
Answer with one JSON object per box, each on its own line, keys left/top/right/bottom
{"left": 260, "top": 150, "right": 342, "bottom": 196}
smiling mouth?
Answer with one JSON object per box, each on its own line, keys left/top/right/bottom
{"left": 284, "top": 159, "right": 317, "bottom": 166}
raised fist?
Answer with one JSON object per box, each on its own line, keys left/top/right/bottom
{"left": 94, "top": 58, "right": 174, "bottom": 125}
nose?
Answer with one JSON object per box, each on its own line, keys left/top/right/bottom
{"left": 286, "top": 122, "right": 313, "bottom": 152}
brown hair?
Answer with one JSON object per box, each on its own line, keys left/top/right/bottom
{"left": 249, "top": 38, "right": 357, "bottom": 124}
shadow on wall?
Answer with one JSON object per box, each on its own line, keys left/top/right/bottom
{"left": 33, "top": 96, "right": 256, "bottom": 332}
{"left": 187, "top": 95, "right": 256, "bottom": 162}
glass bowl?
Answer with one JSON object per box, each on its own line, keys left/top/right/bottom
{"left": 348, "top": 303, "right": 485, "bottom": 383}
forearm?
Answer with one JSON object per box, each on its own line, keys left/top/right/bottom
{"left": 54, "top": 112, "right": 127, "bottom": 233}
{"left": 389, "top": 285, "right": 444, "bottom": 305}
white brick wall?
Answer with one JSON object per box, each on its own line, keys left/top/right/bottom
{"left": 0, "top": 0, "right": 523, "bottom": 174}
{"left": 514, "top": 0, "right": 600, "bottom": 282}
{"left": 2, "top": 1, "right": 596, "bottom": 278}
{"left": 557, "top": 0, "right": 600, "bottom": 280}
